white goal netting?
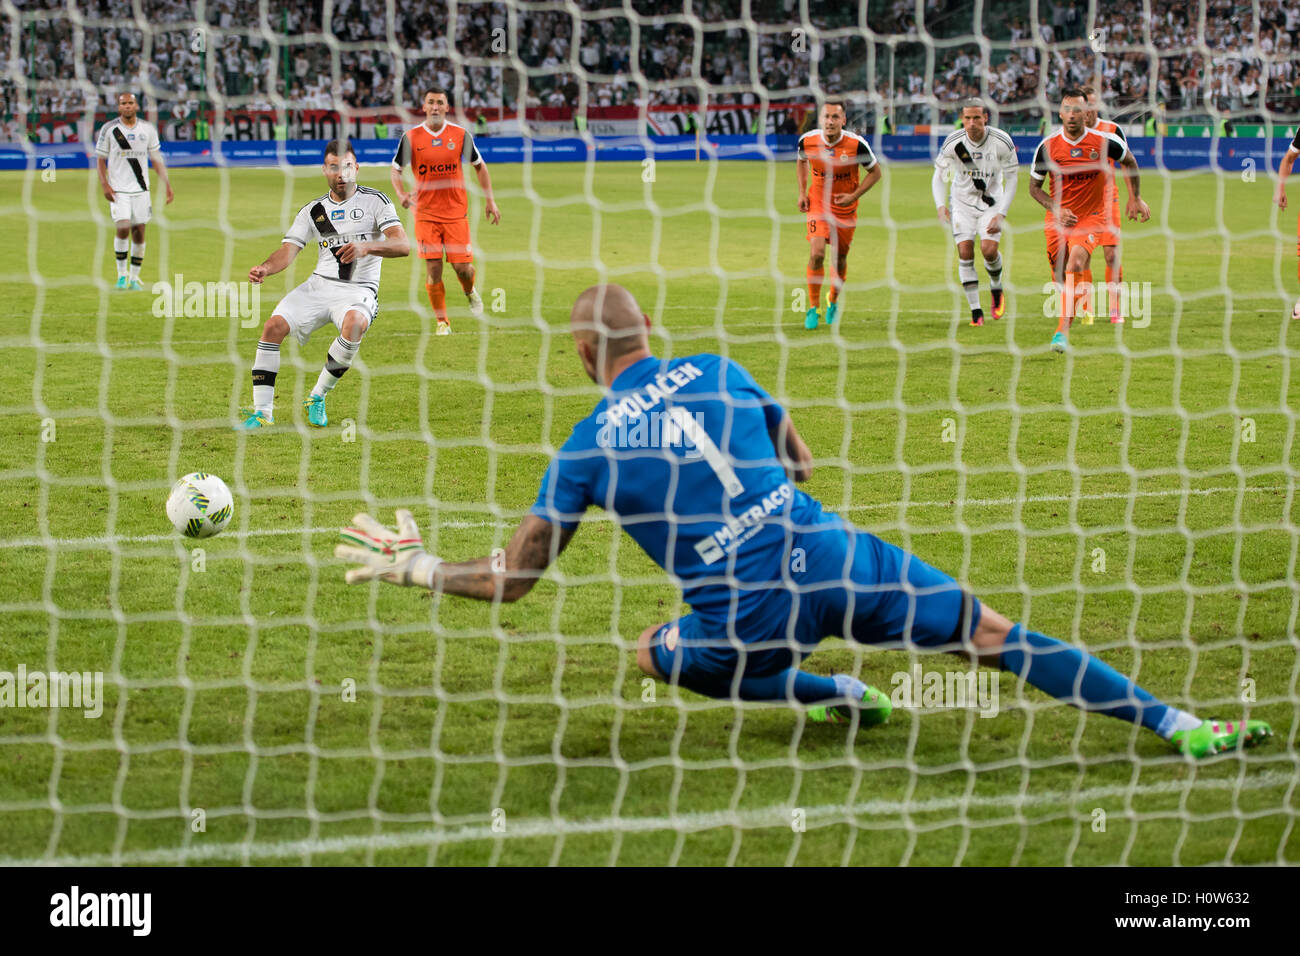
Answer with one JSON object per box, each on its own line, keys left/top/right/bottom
{"left": 1, "top": 0, "right": 1296, "bottom": 866}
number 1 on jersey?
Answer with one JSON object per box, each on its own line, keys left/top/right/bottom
{"left": 666, "top": 406, "right": 744, "bottom": 497}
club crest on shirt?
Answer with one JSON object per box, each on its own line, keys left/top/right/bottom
{"left": 1088, "top": 149, "right": 1099, "bottom": 159}
{"left": 350, "top": 208, "right": 364, "bottom": 220}
{"left": 663, "top": 625, "right": 679, "bottom": 652}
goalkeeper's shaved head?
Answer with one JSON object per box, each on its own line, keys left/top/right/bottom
{"left": 570, "top": 284, "right": 653, "bottom": 385}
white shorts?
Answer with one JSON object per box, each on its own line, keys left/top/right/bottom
{"left": 951, "top": 205, "right": 1003, "bottom": 244}
{"left": 272, "top": 274, "right": 378, "bottom": 346}
{"left": 109, "top": 191, "right": 152, "bottom": 225}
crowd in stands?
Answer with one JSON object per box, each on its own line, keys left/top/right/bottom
{"left": 3, "top": 0, "right": 1299, "bottom": 139}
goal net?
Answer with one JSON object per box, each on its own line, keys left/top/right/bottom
{"left": 0, "top": 0, "right": 1295, "bottom": 867}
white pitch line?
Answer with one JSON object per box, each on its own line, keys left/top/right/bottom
{"left": 4, "top": 768, "right": 1291, "bottom": 867}
{"left": 0, "top": 485, "right": 1288, "bottom": 550}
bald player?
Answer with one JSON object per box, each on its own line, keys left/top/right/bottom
{"left": 335, "top": 284, "right": 1271, "bottom": 759}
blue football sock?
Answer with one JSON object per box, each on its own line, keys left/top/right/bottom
{"left": 999, "top": 624, "right": 1170, "bottom": 733}
{"left": 733, "top": 669, "right": 856, "bottom": 704}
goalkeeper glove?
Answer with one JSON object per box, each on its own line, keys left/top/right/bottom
{"left": 335, "top": 509, "right": 441, "bottom": 587}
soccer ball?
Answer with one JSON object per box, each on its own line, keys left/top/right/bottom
{"left": 166, "top": 472, "right": 234, "bottom": 538}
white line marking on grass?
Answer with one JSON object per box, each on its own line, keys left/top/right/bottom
{"left": 4, "top": 768, "right": 1291, "bottom": 866}
{"left": 0, "top": 485, "right": 1287, "bottom": 550}
{"left": 0, "top": 519, "right": 505, "bottom": 549}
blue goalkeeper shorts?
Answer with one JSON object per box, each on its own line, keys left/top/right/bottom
{"left": 648, "top": 525, "right": 981, "bottom": 699}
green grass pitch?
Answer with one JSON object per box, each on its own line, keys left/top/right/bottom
{"left": 0, "top": 155, "right": 1296, "bottom": 866}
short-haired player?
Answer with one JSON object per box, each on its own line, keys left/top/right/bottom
{"left": 237, "top": 140, "right": 409, "bottom": 429}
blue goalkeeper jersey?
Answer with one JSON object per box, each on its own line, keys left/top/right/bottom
{"left": 531, "top": 353, "right": 837, "bottom": 631}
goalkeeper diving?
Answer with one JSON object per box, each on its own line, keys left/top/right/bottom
{"left": 336, "top": 284, "right": 1272, "bottom": 759}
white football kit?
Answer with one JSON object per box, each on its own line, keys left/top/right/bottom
{"left": 275, "top": 186, "right": 402, "bottom": 344}
{"left": 932, "top": 126, "right": 1020, "bottom": 243}
{"left": 95, "top": 117, "right": 161, "bottom": 224}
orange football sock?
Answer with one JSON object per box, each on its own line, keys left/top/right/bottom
{"left": 1104, "top": 264, "right": 1120, "bottom": 316}
{"left": 454, "top": 268, "right": 475, "bottom": 295}
{"left": 1057, "top": 271, "right": 1084, "bottom": 333}
{"left": 828, "top": 264, "right": 846, "bottom": 303}
{"left": 427, "top": 282, "right": 447, "bottom": 323}
{"left": 806, "top": 266, "right": 824, "bottom": 310}
{"left": 1079, "top": 268, "right": 1093, "bottom": 314}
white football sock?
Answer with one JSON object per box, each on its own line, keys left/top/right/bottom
{"left": 984, "top": 253, "right": 1003, "bottom": 290}
{"left": 129, "top": 242, "right": 145, "bottom": 280}
{"left": 958, "top": 258, "right": 980, "bottom": 309}
{"left": 114, "top": 237, "right": 130, "bottom": 277}
{"left": 252, "top": 340, "right": 280, "bottom": 414}
{"left": 1156, "top": 707, "right": 1203, "bottom": 740}
{"left": 312, "top": 334, "right": 360, "bottom": 397}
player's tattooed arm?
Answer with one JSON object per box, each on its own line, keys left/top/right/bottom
{"left": 770, "top": 413, "right": 813, "bottom": 483}
{"left": 1118, "top": 154, "right": 1150, "bottom": 222}
{"left": 796, "top": 156, "right": 810, "bottom": 212}
{"left": 338, "top": 224, "right": 410, "bottom": 262}
{"left": 433, "top": 515, "right": 578, "bottom": 602}
{"left": 248, "top": 242, "right": 301, "bottom": 283}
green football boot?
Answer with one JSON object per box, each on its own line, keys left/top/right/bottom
{"left": 114, "top": 276, "right": 129, "bottom": 291}
{"left": 303, "top": 394, "right": 328, "bottom": 428}
{"left": 808, "top": 683, "right": 892, "bottom": 728}
{"left": 234, "top": 407, "right": 273, "bottom": 430}
{"left": 1050, "top": 331, "right": 1068, "bottom": 353}
{"left": 127, "top": 278, "right": 145, "bottom": 291}
{"left": 826, "top": 301, "right": 839, "bottom": 325}
{"left": 804, "top": 308, "right": 820, "bottom": 330}
{"left": 1170, "top": 719, "right": 1272, "bottom": 758}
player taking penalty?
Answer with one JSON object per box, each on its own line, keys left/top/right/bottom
{"left": 95, "top": 92, "right": 173, "bottom": 290}
{"left": 236, "top": 140, "right": 408, "bottom": 430}
{"left": 391, "top": 89, "right": 500, "bottom": 335}
{"left": 335, "top": 284, "right": 1272, "bottom": 760}
{"left": 932, "top": 99, "right": 1019, "bottom": 326}
{"left": 797, "top": 100, "right": 880, "bottom": 329}
{"left": 1030, "top": 88, "right": 1149, "bottom": 354}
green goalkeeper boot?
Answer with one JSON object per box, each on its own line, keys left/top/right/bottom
{"left": 1170, "top": 719, "right": 1273, "bottom": 758}
{"left": 808, "top": 683, "right": 892, "bottom": 728}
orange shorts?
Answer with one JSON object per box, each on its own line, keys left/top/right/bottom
{"left": 415, "top": 218, "right": 473, "bottom": 262}
{"left": 1045, "top": 213, "right": 1109, "bottom": 268}
{"left": 807, "top": 214, "right": 856, "bottom": 254}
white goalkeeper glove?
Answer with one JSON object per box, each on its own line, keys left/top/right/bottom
{"left": 335, "top": 509, "right": 441, "bottom": 587}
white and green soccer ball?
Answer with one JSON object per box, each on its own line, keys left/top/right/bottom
{"left": 166, "top": 472, "right": 234, "bottom": 539}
